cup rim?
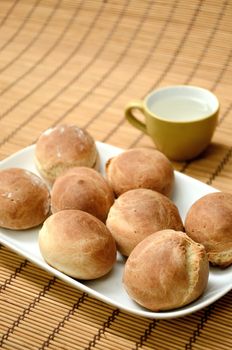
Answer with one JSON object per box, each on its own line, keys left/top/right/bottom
{"left": 144, "top": 85, "right": 220, "bottom": 123}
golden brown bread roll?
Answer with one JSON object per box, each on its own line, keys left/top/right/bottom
{"left": 123, "top": 229, "right": 209, "bottom": 311}
{"left": 185, "top": 192, "right": 232, "bottom": 268}
{"left": 0, "top": 168, "right": 50, "bottom": 230}
{"left": 35, "top": 124, "right": 99, "bottom": 184}
{"left": 106, "top": 188, "right": 183, "bottom": 256}
{"left": 105, "top": 147, "right": 174, "bottom": 197}
{"left": 39, "top": 210, "right": 117, "bottom": 279}
{"left": 51, "top": 167, "right": 114, "bottom": 222}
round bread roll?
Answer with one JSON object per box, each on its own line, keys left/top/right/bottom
{"left": 35, "top": 124, "right": 99, "bottom": 184}
{"left": 185, "top": 192, "right": 232, "bottom": 268}
{"left": 51, "top": 167, "right": 114, "bottom": 222}
{"left": 105, "top": 147, "right": 174, "bottom": 197}
{"left": 0, "top": 168, "right": 50, "bottom": 230}
{"left": 123, "top": 229, "right": 209, "bottom": 311}
{"left": 106, "top": 188, "right": 183, "bottom": 256}
{"left": 39, "top": 210, "right": 117, "bottom": 279}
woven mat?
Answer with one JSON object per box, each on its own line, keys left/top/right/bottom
{"left": 0, "top": 0, "right": 231, "bottom": 349}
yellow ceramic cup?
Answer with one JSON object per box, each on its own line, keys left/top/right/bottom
{"left": 125, "top": 85, "right": 219, "bottom": 161}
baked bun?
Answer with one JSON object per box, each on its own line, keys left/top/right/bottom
{"left": 35, "top": 124, "right": 99, "bottom": 184}
{"left": 123, "top": 229, "right": 209, "bottom": 311}
{"left": 39, "top": 210, "right": 116, "bottom": 279}
{"left": 105, "top": 147, "right": 174, "bottom": 197}
{"left": 106, "top": 188, "right": 183, "bottom": 256}
{"left": 185, "top": 192, "right": 232, "bottom": 268}
{"left": 51, "top": 167, "right": 114, "bottom": 222}
{"left": 0, "top": 168, "right": 50, "bottom": 230}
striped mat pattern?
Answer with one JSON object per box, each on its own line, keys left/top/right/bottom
{"left": 0, "top": 0, "right": 231, "bottom": 349}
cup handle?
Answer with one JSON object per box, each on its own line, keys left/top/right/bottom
{"left": 125, "top": 100, "right": 148, "bottom": 134}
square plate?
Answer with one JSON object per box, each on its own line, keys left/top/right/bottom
{"left": 0, "top": 141, "right": 232, "bottom": 319}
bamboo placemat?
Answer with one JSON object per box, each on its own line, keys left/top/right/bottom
{"left": 0, "top": 0, "right": 231, "bottom": 349}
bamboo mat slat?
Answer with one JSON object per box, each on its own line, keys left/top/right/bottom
{"left": 0, "top": 0, "right": 232, "bottom": 349}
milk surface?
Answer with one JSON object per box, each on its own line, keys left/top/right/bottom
{"left": 151, "top": 96, "right": 213, "bottom": 121}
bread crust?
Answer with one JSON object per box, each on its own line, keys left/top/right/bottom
{"left": 185, "top": 192, "right": 232, "bottom": 268}
{"left": 123, "top": 229, "right": 209, "bottom": 311}
{"left": 106, "top": 188, "right": 183, "bottom": 256}
{"left": 0, "top": 168, "right": 50, "bottom": 230}
{"left": 105, "top": 148, "right": 174, "bottom": 197}
{"left": 35, "top": 125, "right": 99, "bottom": 184}
{"left": 51, "top": 167, "right": 114, "bottom": 222}
{"left": 39, "top": 210, "right": 117, "bottom": 279}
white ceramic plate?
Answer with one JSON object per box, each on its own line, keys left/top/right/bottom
{"left": 0, "top": 142, "right": 232, "bottom": 319}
